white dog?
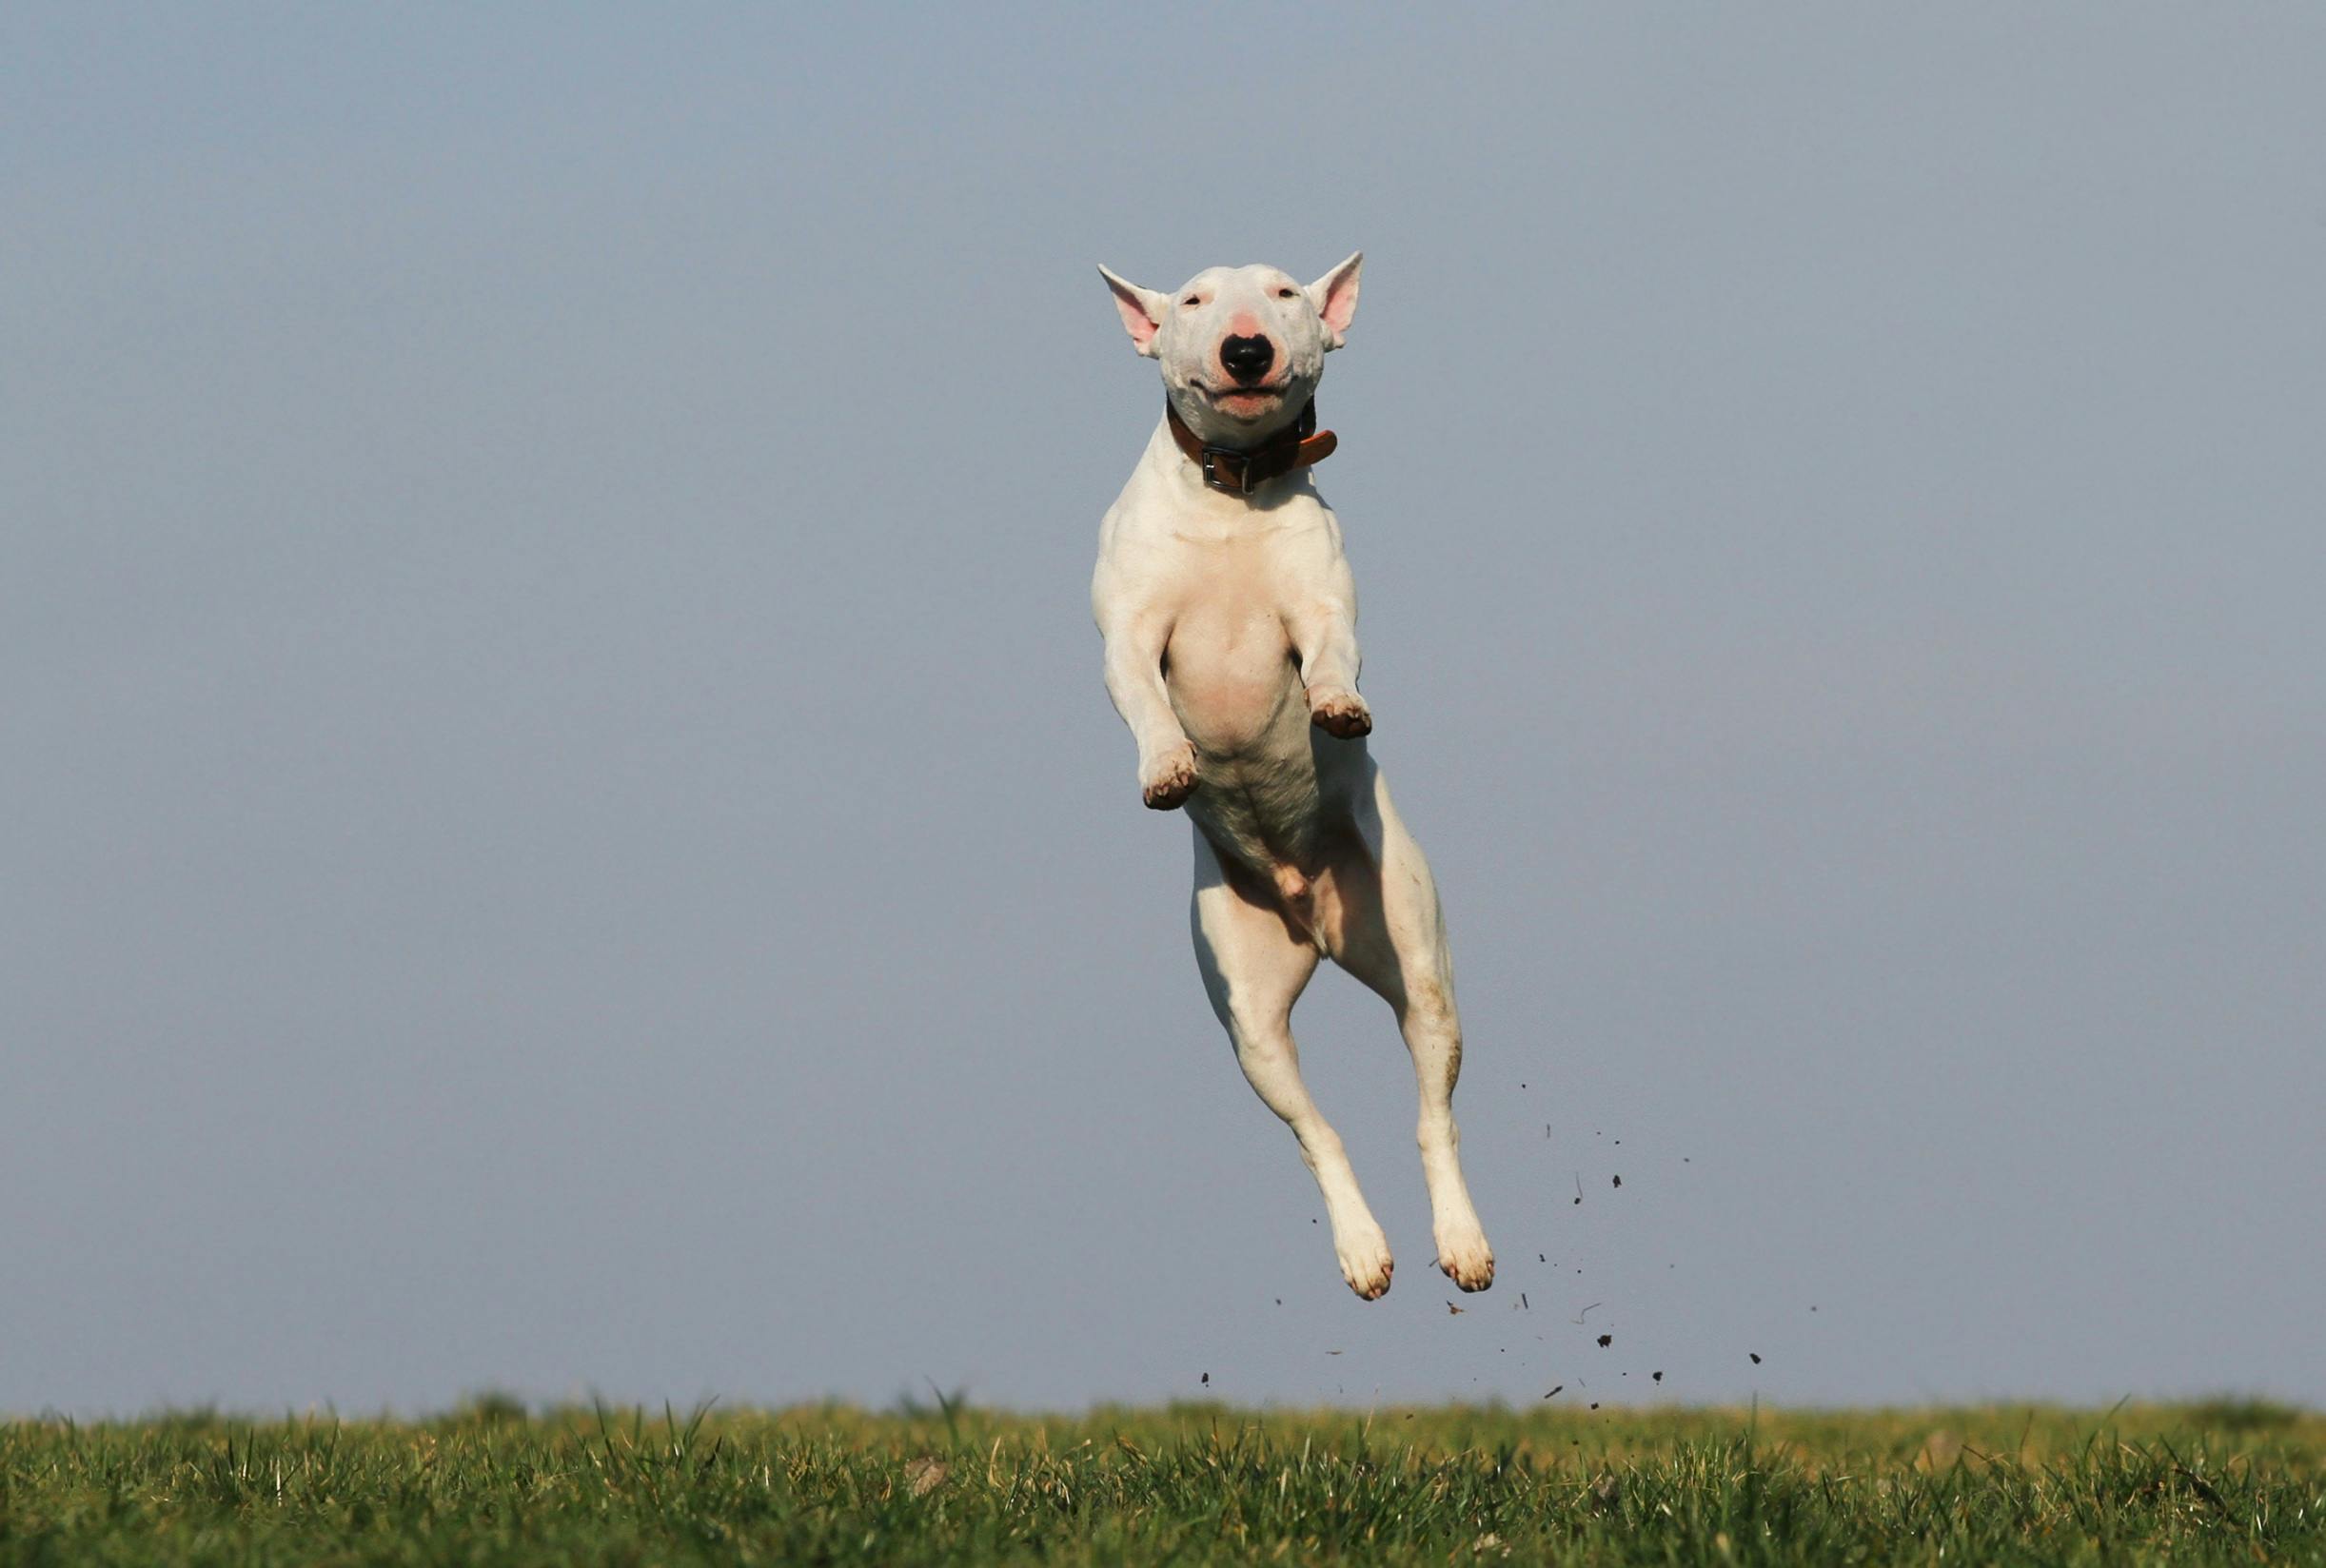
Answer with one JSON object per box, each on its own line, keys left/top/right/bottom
{"left": 1091, "top": 254, "right": 1494, "bottom": 1300}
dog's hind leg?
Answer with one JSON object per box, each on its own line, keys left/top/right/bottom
{"left": 1191, "top": 832, "right": 1396, "bottom": 1300}
{"left": 1324, "top": 770, "right": 1495, "bottom": 1292}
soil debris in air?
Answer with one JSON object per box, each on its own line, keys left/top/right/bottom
{"left": 1597, "top": 1334, "right": 1612, "bottom": 1348}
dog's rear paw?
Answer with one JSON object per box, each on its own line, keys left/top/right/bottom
{"left": 1139, "top": 744, "right": 1198, "bottom": 810}
{"left": 1434, "top": 1227, "right": 1495, "bottom": 1293}
{"left": 1337, "top": 1226, "right": 1395, "bottom": 1301}
{"left": 1309, "top": 688, "right": 1372, "bottom": 739}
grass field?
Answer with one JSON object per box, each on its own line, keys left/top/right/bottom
{"left": 3, "top": 1399, "right": 2320, "bottom": 1565}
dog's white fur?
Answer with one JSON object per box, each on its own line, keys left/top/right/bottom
{"left": 1091, "top": 255, "right": 1494, "bottom": 1299}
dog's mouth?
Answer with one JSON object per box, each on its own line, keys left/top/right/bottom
{"left": 1202, "top": 382, "right": 1289, "bottom": 407}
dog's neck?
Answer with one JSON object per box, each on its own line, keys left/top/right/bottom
{"left": 1163, "top": 398, "right": 1338, "bottom": 498}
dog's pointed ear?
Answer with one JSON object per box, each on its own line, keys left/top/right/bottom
{"left": 1097, "top": 265, "right": 1168, "bottom": 358}
{"left": 1306, "top": 251, "right": 1363, "bottom": 350}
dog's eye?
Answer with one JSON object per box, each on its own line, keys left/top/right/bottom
{"left": 1183, "top": 294, "right": 1202, "bottom": 306}
{"left": 1277, "top": 287, "right": 1298, "bottom": 299}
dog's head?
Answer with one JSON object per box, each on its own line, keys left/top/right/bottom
{"left": 1097, "top": 254, "right": 1362, "bottom": 448}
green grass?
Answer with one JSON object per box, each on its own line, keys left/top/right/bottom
{"left": 3, "top": 1400, "right": 2320, "bottom": 1565}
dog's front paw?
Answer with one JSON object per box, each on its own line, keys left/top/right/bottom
{"left": 1139, "top": 742, "right": 1199, "bottom": 811}
{"left": 1308, "top": 687, "right": 1372, "bottom": 739}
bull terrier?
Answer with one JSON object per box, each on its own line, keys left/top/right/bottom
{"left": 1091, "top": 254, "right": 1494, "bottom": 1299}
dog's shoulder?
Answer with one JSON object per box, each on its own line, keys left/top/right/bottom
{"left": 1094, "top": 440, "right": 1187, "bottom": 555}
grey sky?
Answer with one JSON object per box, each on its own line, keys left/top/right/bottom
{"left": 5, "top": 4, "right": 2321, "bottom": 1417}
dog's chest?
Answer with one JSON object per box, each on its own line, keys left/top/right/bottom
{"left": 1158, "top": 532, "right": 1304, "bottom": 755}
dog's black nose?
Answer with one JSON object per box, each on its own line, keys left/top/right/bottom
{"left": 1220, "top": 334, "right": 1274, "bottom": 384}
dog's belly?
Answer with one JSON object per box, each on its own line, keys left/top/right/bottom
{"left": 1189, "top": 739, "right": 1326, "bottom": 865}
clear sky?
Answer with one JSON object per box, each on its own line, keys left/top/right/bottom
{"left": 5, "top": 4, "right": 2321, "bottom": 1418}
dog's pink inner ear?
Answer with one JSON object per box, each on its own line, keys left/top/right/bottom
{"left": 1114, "top": 292, "right": 1160, "bottom": 352}
{"left": 1311, "top": 252, "right": 1363, "bottom": 346}
{"left": 1101, "top": 268, "right": 1164, "bottom": 355}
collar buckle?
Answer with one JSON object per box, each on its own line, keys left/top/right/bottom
{"left": 1198, "top": 446, "right": 1253, "bottom": 496}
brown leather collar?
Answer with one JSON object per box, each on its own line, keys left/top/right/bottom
{"left": 1166, "top": 397, "right": 1338, "bottom": 497}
